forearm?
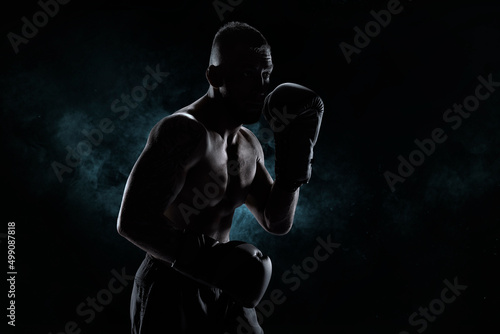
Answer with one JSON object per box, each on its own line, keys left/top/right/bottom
{"left": 263, "top": 181, "right": 300, "bottom": 235}
{"left": 117, "top": 213, "right": 183, "bottom": 265}
{"left": 119, "top": 212, "right": 272, "bottom": 308}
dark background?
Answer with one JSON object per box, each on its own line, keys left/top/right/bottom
{"left": 2, "top": 0, "right": 499, "bottom": 333}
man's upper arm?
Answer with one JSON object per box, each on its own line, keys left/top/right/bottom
{"left": 118, "top": 113, "right": 208, "bottom": 233}
{"left": 243, "top": 128, "right": 274, "bottom": 231}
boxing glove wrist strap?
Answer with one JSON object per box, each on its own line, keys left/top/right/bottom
{"left": 171, "top": 228, "right": 218, "bottom": 268}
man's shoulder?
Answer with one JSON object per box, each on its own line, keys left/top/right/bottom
{"left": 239, "top": 126, "right": 264, "bottom": 160}
{"left": 149, "top": 111, "right": 209, "bottom": 147}
{"left": 239, "top": 126, "right": 258, "bottom": 142}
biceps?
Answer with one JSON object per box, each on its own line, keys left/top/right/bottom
{"left": 245, "top": 159, "right": 273, "bottom": 222}
{"left": 121, "top": 144, "right": 188, "bottom": 220}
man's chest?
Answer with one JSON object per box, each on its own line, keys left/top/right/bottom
{"left": 183, "top": 136, "right": 257, "bottom": 206}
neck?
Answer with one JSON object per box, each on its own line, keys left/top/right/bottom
{"left": 198, "top": 87, "right": 241, "bottom": 142}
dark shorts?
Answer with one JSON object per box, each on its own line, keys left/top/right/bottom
{"left": 130, "top": 253, "right": 264, "bottom": 334}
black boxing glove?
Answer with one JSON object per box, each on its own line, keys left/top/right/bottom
{"left": 263, "top": 83, "right": 324, "bottom": 192}
{"left": 171, "top": 229, "right": 272, "bottom": 308}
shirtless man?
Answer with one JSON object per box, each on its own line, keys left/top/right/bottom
{"left": 117, "top": 22, "right": 324, "bottom": 333}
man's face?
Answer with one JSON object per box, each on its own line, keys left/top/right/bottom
{"left": 218, "top": 45, "right": 273, "bottom": 124}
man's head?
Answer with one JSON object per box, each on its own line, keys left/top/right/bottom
{"left": 206, "top": 22, "right": 273, "bottom": 124}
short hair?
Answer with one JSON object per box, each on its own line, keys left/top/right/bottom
{"left": 209, "top": 21, "right": 270, "bottom": 66}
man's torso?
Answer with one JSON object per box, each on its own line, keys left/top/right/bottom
{"left": 164, "top": 108, "right": 259, "bottom": 242}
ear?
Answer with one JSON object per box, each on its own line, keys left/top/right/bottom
{"left": 206, "top": 65, "right": 224, "bottom": 88}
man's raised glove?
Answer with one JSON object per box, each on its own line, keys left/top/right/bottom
{"left": 263, "top": 83, "right": 324, "bottom": 192}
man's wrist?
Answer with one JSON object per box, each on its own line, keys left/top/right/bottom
{"left": 172, "top": 229, "right": 218, "bottom": 268}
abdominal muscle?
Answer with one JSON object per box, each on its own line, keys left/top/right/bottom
{"left": 164, "top": 200, "right": 238, "bottom": 243}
